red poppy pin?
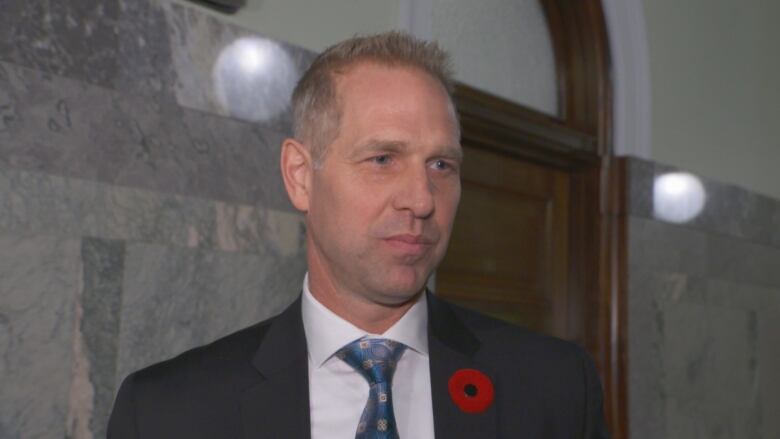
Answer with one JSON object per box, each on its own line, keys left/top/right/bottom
{"left": 448, "top": 368, "right": 495, "bottom": 413}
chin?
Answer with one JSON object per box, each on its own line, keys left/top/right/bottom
{"left": 374, "top": 268, "right": 430, "bottom": 303}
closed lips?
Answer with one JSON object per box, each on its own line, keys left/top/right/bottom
{"left": 385, "top": 234, "right": 434, "bottom": 244}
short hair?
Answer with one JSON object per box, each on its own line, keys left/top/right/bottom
{"left": 291, "top": 31, "right": 457, "bottom": 164}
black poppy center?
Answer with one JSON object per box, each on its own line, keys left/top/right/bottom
{"left": 463, "top": 383, "right": 478, "bottom": 397}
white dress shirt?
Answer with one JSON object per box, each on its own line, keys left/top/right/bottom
{"left": 302, "top": 274, "right": 435, "bottom": 438}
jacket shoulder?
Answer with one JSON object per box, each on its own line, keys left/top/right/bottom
{"left": 140, "top": 318, "right": 271, "bottom": 379}
{"left": 108, "top": 314, "right": 282, "bottom": 438}
{"left": 114, "top": 312, "right": 280, "bottom": 408}
{"left": 440, "top": 297, "right": 590, "bottom": 365}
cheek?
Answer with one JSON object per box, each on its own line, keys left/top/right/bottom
{"left": 438, "top": 185, "right": 461, "bottom": 227}
{"left": 321, "top": 181, "right": 384, "bottom": 235}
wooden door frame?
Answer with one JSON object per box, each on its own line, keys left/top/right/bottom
{"left": 452, "top": 0, "right": 628, "bottom": 437}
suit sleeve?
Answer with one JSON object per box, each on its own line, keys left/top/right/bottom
{"left": 107, "top": 373, "right": 140, "bottom": 439}
{"left": 582, "top": 350, "right": 610, "bottom": 439}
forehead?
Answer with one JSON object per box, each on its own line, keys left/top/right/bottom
{"left": 331, "top": 62, "right": 459, "bottom": 141}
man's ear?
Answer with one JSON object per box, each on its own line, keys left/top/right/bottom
{"left": 280, "top": 138, "right": 313, "bottom": 212}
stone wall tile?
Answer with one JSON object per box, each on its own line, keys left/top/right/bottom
{"left": 174, "top": 106, "right": 293, "bottom": 210}
{"left": 628, "top": 266, "right": 780, "bottom": 439}
{"left": 663, "top": 304, "right": 761, "bottom": 439}
{"left": 0, "top": 0, "right": 122, "bottom": 89}
{"left": 707, "top": 234, "right": 780, "bottom": 289}
{"left": 79, "top": 237, "right": 125, "bottom": 439}
{"left": 0, "top": 61, "right": 296, "bottom": 210}
{"left": 705, "top": 278, "right": 780, "bottom": 311}
{"left": 0, "top": 0, "right": 175, "bottom": 101}
{"left": 627, "top": 268, "right": 668, "bottom": 439}
{"left": 693, "top": 182, "right": 777, "bottom": 246}
{"left": 0, "top": 234, "right": 81, "bottom": 439}
{"left": 771, "top": 203, "right": 780, "bottom": 249}
{"left": 114, "top": 241, "right": 306, "bottom": 385}
{"left": 758, "top": 306, "right": 780, "bottom": 438}
{"left": 0, "top": 168, "right": 304, "bottom": 256}
{"left": 113, "top": 0, "right": 177, "bottom": 100}
{"left": 628, "top": 216, "right": 708, "bottom": 276}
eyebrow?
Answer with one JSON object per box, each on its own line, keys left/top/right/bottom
{"left": 350, "top": 140, "right": 406, "bottom": 158}
{"left": 350, "top": 139, "right": 463, "bottom": 162}
{"left": 440, "top": 144, "right": 464, "bottom": 162}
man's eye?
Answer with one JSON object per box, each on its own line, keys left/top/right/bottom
{"left": 432, "top": 159, "right": 451, "bottom": 170}
{"left": 371, "top": 155, "right": 392, "bottom": 165}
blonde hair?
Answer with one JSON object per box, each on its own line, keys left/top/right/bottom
{"left": 291, "top": 31, "right": 456, "bottom": 163}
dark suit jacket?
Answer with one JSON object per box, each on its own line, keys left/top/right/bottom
{"left": 108, "top": 293, "right": 609, "bottom": 438}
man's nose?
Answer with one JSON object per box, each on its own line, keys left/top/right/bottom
{"left": 393, "top": 166, "right": 435, "bottom": 218}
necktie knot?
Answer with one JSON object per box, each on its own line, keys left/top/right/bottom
{"left": 337, "top": 338, "right": 407, "bottom": 385}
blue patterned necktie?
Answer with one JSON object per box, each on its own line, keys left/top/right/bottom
{"left": 337, "top": 338, "right": 407, "bottom": 439}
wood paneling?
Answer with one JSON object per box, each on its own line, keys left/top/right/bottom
{"left": 438, "top": 146, "right": 570, "bottom": 336}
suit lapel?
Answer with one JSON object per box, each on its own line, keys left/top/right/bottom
{"left": 241, "top": 298, "right": 311, "bottom": 439}
{"left": 427, "top": 293, "right": 498, "bottom": 439}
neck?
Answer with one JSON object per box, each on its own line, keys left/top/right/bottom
{"left": 306, "top": 270, "right": 422, "bottom": 334}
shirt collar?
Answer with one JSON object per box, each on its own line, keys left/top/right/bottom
{"left": 301, "top": 273, "right": 429, "bottom": 368}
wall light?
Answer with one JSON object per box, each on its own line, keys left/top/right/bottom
{"left": 212, "top": 37, "right": 298, "bottom": 122}
{"left": 652, "top": 172, "right": 707, "bottom": 223}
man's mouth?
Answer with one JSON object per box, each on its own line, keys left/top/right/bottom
{"left": 383, "top": 234, "right": 435, "bottom": 257}
{"left": 385, "top": 234, "right": 434, "bottom": 244}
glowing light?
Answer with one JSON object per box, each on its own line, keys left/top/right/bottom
{"left": 236, "top": 40, "right": 267, "bottom": 74}
{"left": 653, "top": 172, "right": 707, "bottom": 223}
{"left": 212, "top": 37, "right": 298, "bottom": 122}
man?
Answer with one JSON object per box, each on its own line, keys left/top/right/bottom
{"left": 108, "top": 32, "right": 609, "bottom": 438}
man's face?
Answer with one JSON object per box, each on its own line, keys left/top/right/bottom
{"left": 305, "top": 62, "right": 462, "bottom": 307}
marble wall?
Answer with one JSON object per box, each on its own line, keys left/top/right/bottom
{"left": 0, "top": 1, "right": 313, "bottom": 438}
{"left": 626, "top": 158, "right": 780, "bottom": 439}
